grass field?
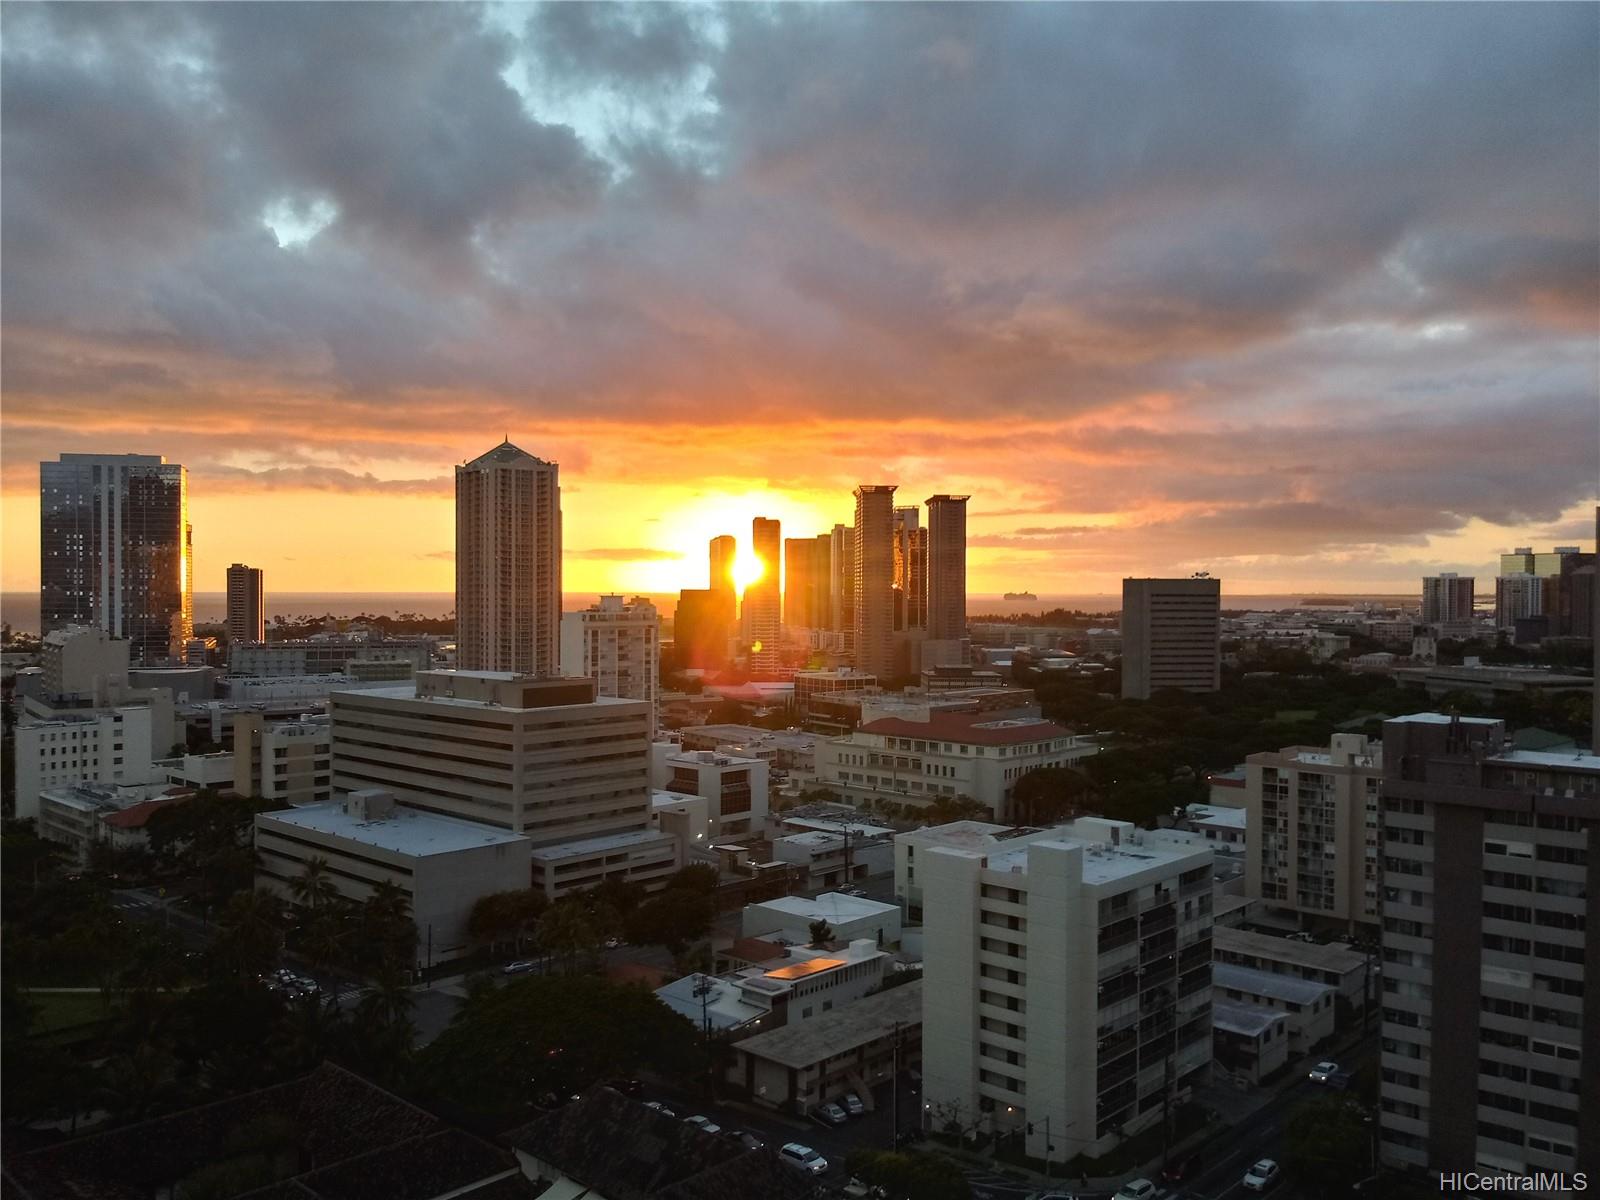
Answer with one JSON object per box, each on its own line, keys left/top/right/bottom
{"left": 22, "top": 990, "right": 114, "bottom": 1036}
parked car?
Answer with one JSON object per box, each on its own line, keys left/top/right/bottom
{"left": 605, "top": 1078, "right": 643, "bottom": 1097}
{"left": 813, "top": 1101, "right": 849, "bottom": 1126}
{"left": 643, "top": 1101, "right": 676, "bottom": 1118}
{"left": 840, "top": 1178, "right": 885, "bottom": 1199}
{"left": 1288, "top": 932, "right": 1317, "bottom": 944}
{"left": 1163, "top": 1150, "right": 1204, "bottom": 1183}
{"left": 1115, "top": 1179, "right": 1157, "bottom": 1200}
{"left": 779, "top": 1143, "right": 829, "bottom": 1175}
{"left": 1308, "top": 1060, "right": 1340, "bottom": 1084}
{"left": 723, "top": 1129, "right": 764, "bottom": 1151}
{"left": 684, "top": 1115, "right": 722, "bottom": 1135}
{"left": 1243, "top": 1159, "right": 1281, "bottom": 1192}
{"left": 501, "top": 960, "right": 538, "bottom": 975}
{"left": 1027, "top": 1193, "right": 1079, "bottom": 1200}
{"left": 841, "top": 1092, "right": 866, "bottom": 1117}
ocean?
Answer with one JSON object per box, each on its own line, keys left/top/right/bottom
{"left": 0, "top": 590, "right": 1418, "bottom": 634}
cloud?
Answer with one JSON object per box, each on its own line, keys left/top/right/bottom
{"left": 567, "top": 547, "right": 685, "bottom": 562}
{"left": 198, "top": 465, "right": 453, "bottom": 497}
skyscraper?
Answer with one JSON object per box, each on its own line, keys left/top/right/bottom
{"left": 560, "top": 595, "right": 660, "bottom": 730}
{"left": 784, "top": 537, "right": 820, "bottom": 629}
{"left": 853, "top": 486, "right": 897, "bottom": 678}
{"left": 709, "top": 534, "right": 737, "bottom": 620}
{"left": 40, "top": 453, "right": 193, "bottom": 665}
{"left": 227, "top": 563, "right": 265, "bottom": 644}
{"left": 1121, "top": 577, "right": 1222, "bottom": 700}
{"left": 925, "top": 494, "right": 969, "bottom": 643}
{"left": 455, "top": 441, "right": 561, "bottom": 675}
{"left": 1420, "top": 573, "right": 1474, "bottom": 624}
{"left": 830, "top": 523, "right": 856, "bottom": 654}
{"left": 747, "top": 517, "right": 781, "bottom": 673}
{"left": 892, "top": 506, "right": 923, "bottom": 630}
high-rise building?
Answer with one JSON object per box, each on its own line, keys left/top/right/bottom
{"left": 813, "top": 532, "right": 834, "bottom": 630}
{"left": 747, "top": 517, "right": 781, "bottom": 673}
{"left": 892, "top": 506, "right": 923, "bottom": 631}
{"left": 671, "top": 590, "right": 726, "bottom": 671}
{"left": 830, "top": 523, "right": 856, "bottom": 654}
{"left": 1242, "top": 734, "right": 1383, "bottom": 933}
{"left": 1377, "top": 713, "right": 1598, "bottom": 1178}
{"left": 1420, "top": 573, "right": 1474, "bottom": 625}
{"left": 560, "top": 595, "right": 660, "bottom": 728}
{"left": 1493, "top": 573, "right": 1544, "bottom": 629}
{"left": 709, "top": 534, "right": 737, "bottom": 621}
{"left": 925, "top": 494, "right": 969, "bottom": 643}
{"left": 40, "top": 453, "right": 193, "bottom": 665}
{"left": 915, "top": 817, "right": 1215, "bottom": 1163}
{"left": 784, "top": 537, "right": 822, "bottom": 630}
{"left": 226, "top": 563, "right": 265, "bottom": 644}
{"left": 853, "top": 486, "right": 898, "bottom": 678}
{"left": 1500, "top": 548, "right": 1536, "bottom": 575}
{"left": 1120, "top": 577, "right": 1221, "bottom": 700}
{"left": 455, "top": 441, "right": 561, "bottom": 675}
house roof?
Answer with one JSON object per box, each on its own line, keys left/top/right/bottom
{"left": 732, "top": 979, "right": 922, "bottom": 1070}
{"left": 857, "top": 712, "right": 1071, "bottom": 746}
{"left": 100, "top": 793, "right": 192, "bottom": 829}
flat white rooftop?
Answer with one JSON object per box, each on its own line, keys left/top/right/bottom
{"left": 1214, "top": 962, "right": 1334, "bottom": 1006}
{"left": 1488, "top": 748, "right": 1600, "bottom": 772}
{"left": 339, "top": 684, "right": 642, "bottom": 712}
{"left": 651, "top": 789, "right": 703, "bottom": 810}
{"left": 1189, "top": 806, "right": 1249, "bottom": 829}
{"left": 527, "top": 828, "right": 674, "bottom": 861}
{"left": 1386, "top": 713, "right": 1502, "bottom": 726}
{"left": 784, "top": 817, "right": 897, "bottom": 839}
{"left": 775, "top": 830, "right": 846, "bottom": 848}
{"left": 259, "top": 803, "right": 528, "bottom": 857}
{"left": 1213, "top": 997, "right": 1286, "bottom": 1038}
{"left": 753, "top": 892, "right": 899, "bottom": 923}
{"left": 984, "top": 829, "right": 1210, "bottom": 885}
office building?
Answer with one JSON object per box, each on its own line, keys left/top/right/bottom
{"left": 741, "top": 891, "right": 903, "bottom": 948}
{"left": 233, "top": 712, "right": 333, "bottom": 807}
{"left": 226, "top": 563, "right": 265, "bottom": 644}
{"left": 830, "top": 522, "right": 856, "bottom": 655}
{"left": 747, "top": 517, "right": 782, "bottom": 673}
{"left": 893, "top": 506, "right": 925, "bottom": 631}
{"left": 527, "top": 830, "right": 681, "bottom": 899}
{"left": 1242, "top": 734, "right": 1384, "bottom": 933}
{"left": 916, "top": 817, "right": 1215, "bottom": 1161}
{"left": 1120, "top": 577, "right": 1222, "bottom": 700}
{"left": 784, "top": 536, "right": 829, "bottom": 631}
{"left": 817, "top": 712, "right": 1099, "bottom": 821}
{"left": 1493, "top": 573, "right": 1544, "bottom": 629}
{"left": 656, "top": 747, "right": 769, "bottom": 838}
{"left": 1420, "top": 573, "right": 1474, "bottom": 625}
{"left": 40, "top": 624, "right": 129, "bottom": 701}
{"left": 14, "top": 706, "right": 160, "bottom": 822}
{"left": 229, "top": 636, "right": 434, "bottom": 679}
{"left": 40, "top": 453, "right": 193, "bottom": 665}
{"left": 710, "top": 534, "right": 738, "bottom": 615}
{"left": 854, "top": 486, "right": 898, "bottom": 678}
{"left": 925, "top": 495, "right": 969, "bottom": 642}
{"left": 1377, "top": 714, "right": 1598, "bottom": 1178}
{"left": 331, "top": 670, "right": 660, "bottom": 849}
{"left": 560, "top": 595, "right": 660, "bottom": 727}
{"left": 455, "top": 441, "right": 561, "bottom": 675}
{"left": 255, "top": 789, "right": 530, "bottom": 963}
{"left": 656, "top": 940, "right": 890, "bottom": 1035}
{"left": 672, "top": 588, "right": 730, "bottom": 671}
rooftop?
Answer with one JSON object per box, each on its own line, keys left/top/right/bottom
{"left": 752, "top": 892, "right": 900, "bottom": 924}
{"left": 1213, "top": 962, "right": 1335, "bottom": 1006}
{"left": 258, "top": 803, "right": 529, "bottom": 857}
{"left": 1187, "top": 806, "right": 1249, "bottom": 830}
{"left": 781, "top": 816, "right": 897, "bottom": 839}
{"left": 981, "top": 824, "right": 1211, "bottom": 885}
{"left": 1214, "top": 927, "right": 1368, "bottom": 975}
{"left": 1212, "top": 997, "right": 1288, "bottom": 1038}
{"left": 1487, "top": 748, "right": 1600, "bottom": 772}
{"left": 1384, "top": 712, "right": 1510, "bottom": 726}
{"left": 732, "top": 979, "right": 922, "bottom": 1069}
{"left": 897, "top": 819, "right": 1022, "bottom": 850}
{"left": 858, "top": 711, "right": 1072, "bottom": 747}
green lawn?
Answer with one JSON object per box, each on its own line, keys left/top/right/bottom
{"left": 23, "top": 990, "right": 114, "bottom": 1036}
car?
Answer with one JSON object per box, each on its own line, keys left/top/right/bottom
{"left": 1027, "top": 1193, "right": 1079, "bottom": 1200}
{"left": 1162, "top": 1150, "right": 1204, "bottom": 1183}
{"left": 603, "top": 937, "right": 622, "bottom": 949}
{"left": 1324, "top": 1070, "right": 1354, "bottom": 1091}
{"left": 1308, "top": 1060, "right": 1341, "bottom": 1084}
{"left": 778, "top": 1143, "right": 829, "bottom": 1175}
{"left": 1242, "top": 1159, "right": 1281, "bottom": 1192}
{"left": 722, "top": 1128, "right": 764, "bottom": 1151}
{"left": 841, "top": 1092, "right": 866, "bottom": 1117}
{"left": 841, "top": 1179, "right": 888, "bottom": 1199}
{"left": 605, "top": 1078, "right": 644, "bottom": 1097}
{"left": 813, "top": 1101, "right": 849, "bottom": 1126}
{"left": 1288, "top": 931, "right": 1317, "bottom": 944}
{"left": 1115, "top": 1179, "right": 1157, "bottom": 1200}
{"left": 643, "top": 1101, "right": 677, "bottom": 1118}
{"left": 684, "top": 1115, "right": 722, "bottom": 1135}
{"left": 501, "top": 960, "right": 538, "bottom": 975}
{"left": 840, "top": 886, "right": 867, "bottom": 897}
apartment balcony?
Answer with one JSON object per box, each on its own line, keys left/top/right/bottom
{"left": 1140, "top": 906, "right": 1176, "bottom": 936}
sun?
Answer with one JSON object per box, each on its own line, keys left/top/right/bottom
{"left": 732, "top": 551, "right": 765, "bottom": 594}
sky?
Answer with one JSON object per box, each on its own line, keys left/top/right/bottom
{"left": 2, "top": 2, "right": 1596, "bottom": 599}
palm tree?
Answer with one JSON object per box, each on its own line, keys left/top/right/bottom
{"left": 289, "top": 857, "right": 339, "bottom": 914}
{"left": 212, "top": 890, "right": 284, "bottom": 981}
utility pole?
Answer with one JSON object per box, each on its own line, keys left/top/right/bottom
{"left": 890, "top": 1020, "right": 900, "bottom": 1148}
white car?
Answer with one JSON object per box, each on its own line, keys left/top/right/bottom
{"left": 1115, "top": 1179, "right": 1157, "bottom": 1200}
{"left": 683, "top": 1115, "right": 722, "bottom": 1135}
{"left": 779, "top": 1142, "right": 829, "bottom": 1175}
{"left": 1308, "top": 1060, "right": 1340, "bottom": 1083}
{"left": 643, "top": 1101, "right": 676, "bottom": 1118}
{"left": 1243, "top": 1159, "right": 1281, "bottom": 1192}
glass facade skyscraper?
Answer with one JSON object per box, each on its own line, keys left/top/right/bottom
{"left": 39, "top": 453, "right": 192, "bottom": 666}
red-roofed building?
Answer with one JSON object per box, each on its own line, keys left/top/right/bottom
{"left": 36, "top": 782, "right": 195, "bottom": 864}
{"left": 815, "top": 712, "right": 1100, "bottom": 821}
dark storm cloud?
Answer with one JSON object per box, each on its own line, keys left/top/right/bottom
{"left": 0, "top": 1, "right": 1595, "bottom": 567}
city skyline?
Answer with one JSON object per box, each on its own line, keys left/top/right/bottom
{"left": 2, "top": 4, "right": 1595, "bottom": 599}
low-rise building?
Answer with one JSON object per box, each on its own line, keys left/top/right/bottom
{"left": 1388, "top": 661, "right": 1594, "bottom": 702}
{"left": 254, "top": 788, "right": 531, "bottom": 964}
{"left": 14, "top": 705, "right": 161, "bottom": 822}
{"left": 233, "top": 712, "right": 333, "bottom": 807}
{"left": 229, "top": 636, "right": 434, "bottom": 678}
{"left": 651, "top": 788, "right": 711, "bottom": 854}
{"left": 729, "top": 977, "right": 922, "bottom": 1113}
{"left": 817, "top": 712, "right": 1099, "bottom": 820}
{"left": 793, "top": 668, "right": 878, "bottom": 718}
{"left": 1212, "top": 926, "right": 1371, "bottom": 1007}
{"left": 655, "top": 748, "right": 769, "bottom": 839}
{"left": 1212, "top": 998, "right": 1290, "bottom": 1085}
{"left": 678, "top": 725, "right": 819, "bottom": 775}
{"left": 769, "top": 830, "right": 893, "bottom": 889}
{"left": 527, "top": 828, "right": 681, "bottom": 900}
{"left": 37, "top": 781, "right": 193, "bottom": 865}
{"left": 741, "top": 892, "right": 902, "bottom": 947}
{"left": 655, "top": 940, "right": 889, "bottom": 1035}
{"left": 1184, "top": 804, "right": 1247, "bottom": 849}
{"left": 1212, "top": 962, "right": 1335, "bottom": 1053}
